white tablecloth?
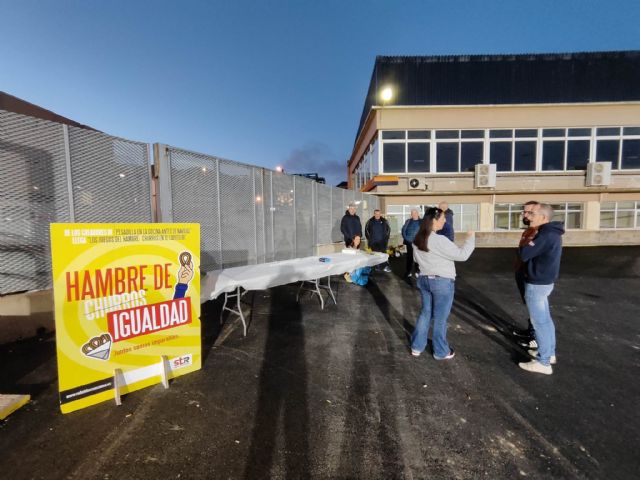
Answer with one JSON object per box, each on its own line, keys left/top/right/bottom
{"left": 200, "top": 252, "right": 388, "bottom": 302}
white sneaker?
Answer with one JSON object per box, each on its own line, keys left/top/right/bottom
{"left": 433, "top": 348, "right": 455, "bottom": 361}
{"left": 528, "top": 349, "right": 557, "bottom": 365}
{"left": 411, "top": 349, "right": 421, "bottom": 357}
{"left": 383, "top": 266, "right": 392, "bottom": 273}
{"left": 519, "top": 360, "right": 553, "bottom": 375}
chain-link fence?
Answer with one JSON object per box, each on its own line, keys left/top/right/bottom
{"left": 0, "top": 109, "right": 379, "bottom": 294}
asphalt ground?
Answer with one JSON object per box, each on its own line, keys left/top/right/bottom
{"left": 0, "top": 247, "right": 639, "bottom": 479}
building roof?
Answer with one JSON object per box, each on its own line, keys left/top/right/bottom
{"left": 0, "top": 91, "right": 97, "bottom": 131}
{"left": 356, "top": 50, "right": 640, "bottom": 141}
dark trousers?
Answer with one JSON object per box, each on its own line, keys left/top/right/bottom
{"left": 370, "top": 241, "right": 388, "bottom": 270}
{"left": 405, "top": 243, "right": 418, "bottom": 275}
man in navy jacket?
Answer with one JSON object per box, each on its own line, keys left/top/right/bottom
{"left": 517, "top": 203, "right": 565, "bottom": 375}
{"left": 340, "top": 202, "right": 362, "bottom": 248}
{"left": 365, "top": 209, "right": 391, "bottom": 272}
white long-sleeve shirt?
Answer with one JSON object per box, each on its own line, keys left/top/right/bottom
{"left": 413, "top": 234, "right": 475, "bottom": 279}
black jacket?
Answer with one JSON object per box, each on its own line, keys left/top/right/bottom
{"left": 519, "top": 221, "right": 565, "bottom": 284}
{"left": 340, "top": 210, "right": 362, "bottom": 245}
{"left": 365, "top": 216, "right": 391, "bottom": 245}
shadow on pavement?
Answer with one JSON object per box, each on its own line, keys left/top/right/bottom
{"left": 452, "top": 277, "right": 531, "bottom": 364}
{"left": 365, "top": 277, "right": 413, "bottom": 346}
{"left": 0, "top": 331, "right": 56, "bottom": 396}
{"left": 244, "top": 285, "right": 310, "bottom": 479}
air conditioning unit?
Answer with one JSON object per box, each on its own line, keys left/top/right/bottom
{"left": 475, "top": 163, "right": 496, "bottom": 188}
{"left": 408, "top": 177, "right": 427, "bottom": 191}
{"left": 586, "top": 162, "right": 611, "bottom": 186}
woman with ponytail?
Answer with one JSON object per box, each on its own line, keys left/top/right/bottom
{"left": 410, "top": 207, "right": 475, "bottom": 360}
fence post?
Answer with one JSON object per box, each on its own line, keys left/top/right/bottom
{"left": 62, "top": 125, "right": 76, "bottom": 222}
{"left": 152, "top": 143, "right": 173, "bottom": 222}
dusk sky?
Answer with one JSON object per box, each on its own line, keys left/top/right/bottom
{"left": 2, "top": 0, "right": 639, "bottom": 185}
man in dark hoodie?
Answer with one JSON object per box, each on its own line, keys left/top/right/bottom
{"left": 437, "top": 201, "right": 455, "bottom": 242}
{"left": 340, "top": 202, "right": 362, "bottom": 248}
{"left": 365, "top": 209, "right": 391, "bottom": 272}
{"left": 513, "top": 201, "right": 540, "bottom": 348}
{"left": 401, "top": 208, "right": 422, "bottom": 277}
{"left": 517, "top": 203, "right": 565, "bottom": 375}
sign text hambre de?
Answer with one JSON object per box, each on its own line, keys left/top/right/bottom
{"left": 50, "top": 223, "right": 201, "bottom": 413}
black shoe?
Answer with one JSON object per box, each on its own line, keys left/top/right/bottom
{"left": 513, "top": 327, "right": 535, "bottom": 339}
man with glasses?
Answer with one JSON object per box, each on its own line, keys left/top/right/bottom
{"left": 518, "top": 203, "right": 565, "bottom": 375}
{"left": 513, "top": 201, "right": 540, "bottom": 348}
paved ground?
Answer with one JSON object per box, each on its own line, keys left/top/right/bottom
{"left": 1, "top": 247, "right": 639, "bottom": 479}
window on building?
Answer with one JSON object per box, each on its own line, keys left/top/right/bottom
{"left": 622, "top": 140, "right": 640, "bottom": 169}
{"left": 595, "top": 127, "right": 640, "bottom": 170}
{"left": 596, "top": 139, "right": 620, "bottom": 166}
{"left": 600, "top": 201, "right": 640, "bottom": 229}
{"left": 382, "top": 143, "right": 405, "bottom": 173}
{"left": 494, "top": 203, "right": 524, "bottom": 231}
{"left": 549, "top": 203, "right": 583, "bottom": 229}
{"left": 449, "top": 204, "right": 479, "bottom": 231}
{"left": 490, "top": 142, "right": 512, "bottom": 171}
{"left": 386, "top": 205, "right": 424, "bottom": 235}
{"left": 407, "top": 142, "right": 429, "bottom": 172}
{"left": 436, "top": 130, "right": 459, "bottom": 139}
{"left": 378, "top": 126, "right": 639, "bottom": 176}
{"left": 488, "top": 130, "right": 537, "bottom": 172}
{"left": 436, "top": 143, "right": 459, "bottom": 172}
{"left": 542, "top": 140, "right": 565, "bottom": 170}
{"left": 408, "top": 130, "right": 431, "bottom": 139}
{"left": 566, "top": 139, "right": 590, "bottom": 170}
{"left": 371, "top": 140, "right": 379, "bottom": 176}
{"left": 461, "top": 130, "right": 484, "bottom": 139}
{"left": 461, "top": 142, "right": 483, "bottom": 172}
{"left": 382, "top": 130, "right": 406, "bottom": 140}
{"left": 514, "top": 141, "right": 536, "bottom": 171}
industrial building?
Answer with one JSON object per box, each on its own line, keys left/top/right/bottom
{"left": 348, "top": 51, "right": 640, "bottom": 246}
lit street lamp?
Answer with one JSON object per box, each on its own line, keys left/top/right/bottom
{"left": 380, "top": 86, "right": 393, "bottom": 105}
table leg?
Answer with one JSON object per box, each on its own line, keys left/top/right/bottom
{"left": 325, "top": 276, "right": 337, "bottom": 306}
{"left": 222, "top": 286, "right": 247, "bottom": 336}
{"left": 314, "top": 278, "right": 325, "bottom": 310}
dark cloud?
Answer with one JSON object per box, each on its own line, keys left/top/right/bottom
{"left": 282, "top": 142, "right": 347, "bottom": 187}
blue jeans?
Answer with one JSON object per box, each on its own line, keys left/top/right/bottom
{"left": 410, "top": 276, "right": 455, "bottom": 358}
{"left": 524, "top": 283, "right": 556, "bottom": 366}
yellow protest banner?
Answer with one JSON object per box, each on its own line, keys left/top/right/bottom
{"left": 50, "top": 223, "right": 201, "bottom": 414}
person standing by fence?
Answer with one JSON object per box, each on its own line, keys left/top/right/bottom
{"left": 410, "top": 207, "right": 475, "bottom": 360}
{"left": 340, "top": 202, "right": 362, "bottom": 249}
{"left": 365, "top": 209, "right": 392, "bottom": 272}
{"left": 401, "top": 208, "right": 421, "bottom": 278}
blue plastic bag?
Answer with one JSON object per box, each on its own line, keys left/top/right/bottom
{"left": 349, "top": 266, "right": 372, "bottom": 286}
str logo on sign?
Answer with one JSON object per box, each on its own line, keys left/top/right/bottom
{"left": 171, "top": 354, "right": 192, "bottom": 370}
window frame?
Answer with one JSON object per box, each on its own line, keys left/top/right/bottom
{"left": 600, "top": 201, "right": 640, "bottom": 229}
{"left": 376, "top": 126, "right": 640, "bottom": 176}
